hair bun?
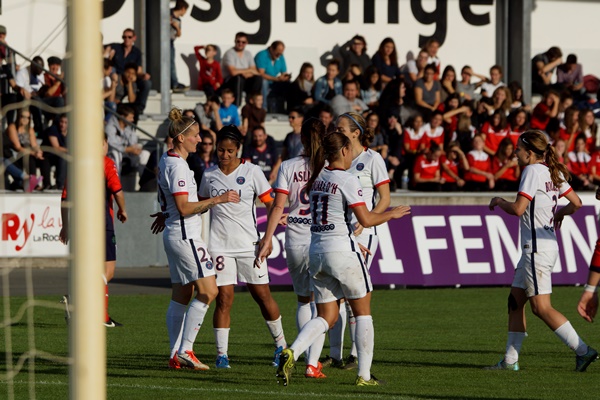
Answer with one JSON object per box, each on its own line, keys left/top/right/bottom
{"left": 168, "top": 107, "right": 183, "bottom": 122}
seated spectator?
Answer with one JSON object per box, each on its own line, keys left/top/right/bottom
{"left": 384, "top": 112, "right": 405, "bottom": 190}
{"left": 313, "top": 59, "right": 342, "bottom": 105}
{"left": 360, "top": 66, "right": 382, "bottom": 110}
{"left": 481, "top": 109, "right": 510, "bottom": 156}
{"left": 193, "top": 44, "right": 223, "bottom": 96}
{"left": 423, "top": 38, "right": 442, "bottom": 78}
{"left": 103, "top": 59, "right": 118, "bottom": 122}
{"left": 366, "top": 112, "right": 387, "bottom": 158}
{"left": 456, "top": 65, "right": 485, "bottom": 102}
{"left": 579, "top": 108, "right": 598, "bottom": 153}
{"left": 530, "top": 90, "right": 559, "bottom": 133}
{"left": 440, "top": 141, "right": 469, "bottom": 191}
{"left": 508, "top": 81, "right": 529, "bottom": 112}
{"left": 287, "top": 62, "right": 314, "bottom": 111}
{"left": 403, "top": 114, "right": 426, "bottom": 155}
{"left": 480, "top": 65, "right": 505, "bottom": 98}
{"left": 105, "top": 104, "right": 141, "bottom": 176}
{"left": 414, "top": 64, "right": 441, "bottom": 120}
{"left": 567, "top": 134, "right": 594, "bottom": 190}
{"left": 412, "top": 141, "right": 442, "bottom": 191}
{"left": 339, "top": 35, "right": 371, "bottom": 77}
{"left": 557, "top": 54, "right": 585, "bottom": 100}
{"left": 403, "top": 49, "right": 428, "bottom": 92}
{"left": 492, "top": 137, "right": 520, "bottom": 191}
{"left": 115, "top": 62, "right": 138, "bottom": 106}
{"left": 439, "top": 65, "right": 457, "bottom": 103}
{"left": 187, "top": 131, "right": 217, "bottom": 186}
{"left": 588, "top": 146, "right": 600, "bottom": 185}
{"left": 331, "top": 80, "right": 368, "bottom": 117}
{"left": 556, "top": 91, "right": 573, "bottom": 125}
{"left": 452, "top": 110, "right": 477, "bottom": 153}
{"left": 15, "top": 55, "right": 46, "bottom": 131}
{"left": 194, "top": 96, "right": 222, "bottom": 138}
{"left": 378, "top": 78, "right": 414, "bottom": 126}
{"left": 481, "top": 86, "right": 512, "bottom": 117}
{"left": 341, "top": 63, "right": 362, "bottom": 84}
{"left": 40, "top": 114, "right": 68, "bottom": 190}
{"left": 241, "top": 92, "right": 266, "bottom": 147}
{"left": 139, "top": 136, "right": 173, "bottom": 192}
{"left": 4, "top": 107, "right": 44, "bottom": 190}
{"left": 318, "top": 105, "right": 335, "bottom": 133}
{"left": 242, "top": 126, "right": 279, "bottom": 183}
{"left": 221, "top": 32, "right": 262, "bottom": 107}
{"left": 464, "top": 135, "right": 494, "bottom": 191}
{"left": 1, "top": 155, "right": 34, "bottom": 192}
{"left": 218, "top": 88, "right": 241, "bottom": 127}
{"left": 558, "top": 106, "right": 581, "bottom": 152}
{"left": 40, "top": 56, "right": 66, "bottom": 126}
{"left": 371, "top": 37, "right": 401, "bottom": 85}
{"left": 281, "top": 108, "right": 304, "bottom": 160}
{"left": 255, "top": 40, "right": 290, "bottom": 112}
{"left": 421, "top": 111, "right": 445, "bottom": 151}
{"left": 554, "top": 138, "right": 568, "bottom": 165}
{"left": 509, "top": 108, "right": 529, "bottom": 146}
{"left": 440, "top": 94, "right": 463, "bottom": 133}
{"left": 531, "top": 46, "right": 562, "bottom": 95}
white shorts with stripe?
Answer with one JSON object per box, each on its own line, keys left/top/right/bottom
{"left": 164, "top": 236, "right": 216, "bottom": 285}
{"left": 512, "top": 250, "right": 557, "bottom": 297}
{"left": 285, "top": 245, "right": 312, "bottom": 297}
{"left": 309, "top": 251, "right": 373, "bottom": 304}
{"left": 212, "top": 251, "right": 270, "bottom": 286}
{"left": 356, "top": 233, "right": 379, "bottom": 271}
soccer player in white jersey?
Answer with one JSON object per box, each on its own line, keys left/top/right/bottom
{"left": 488, "top": 129, "right": 597, "bottom": 372}
{"left": 199, "top": 125, "right": 287, "bottom": 369}
{"left": 257, "top": 118, "right": 326, "bottom": 378}
{"left": 276, "top": 132, "right": 410, "bottom": 387}
{"left": 157, "top": 108, "right": 240, "bottom": 371}
{"left": 323, "top": 111, "right": 391, "bottom": 369}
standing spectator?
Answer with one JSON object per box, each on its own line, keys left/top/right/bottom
{"left": 481, "top": 110, "right": 510, "bottom": 156}
{"left": 313, "top": 59, "right": 342, "bottom": 105}
{"left": 567, "top": 134, "right": 594, "bottom": 190}
{"left": 105, "top": 104, "right": 141, "bottom": 175}
{"left": 532, "top": 46, "right": 563, "bottom": 95}
{"left": 456, "top": 66, "right": 485, "bottom": 102}
{"left": 287, "top": 62, "right": 314, "bottom": 111}
{"left": 170, "top": 0, "right": 189, "bottom": 92}
{"left": 579, "top": 109, "right": 598, "bottom": 153}
{"left": 40, "top": 114, "right": 68, "bottom": 190}
{"left": 110, "top": 29, "right": 152, "bottom": 115}
{"left": 186, "top": 132, "right": 216, "bottom": 187}
{"left": 414, "top": 64, "right": 441, "bottom": 120}
{"left": 41, "top": 56, "right": 66, "bottom": 125}
{"left": 464, "top": 135, "right": 494, "bottom": 191}
{"left": 331, "top": 80, "right": 368, "bottom": 117}
{"left": 480, "top": 65, "right": 505, "bottom": 98}
{"left": 439, "top": 65, "right": 457, "bottom": 103}
{"left": 423, "top": 38, "right": 442, "bottom": 78}
{"left": 194, "top": 44, "right": 223, "bottom": 96}
{"left": 413, "top": 142, "right": 442, "bottom": 191}
{"left": 241, "top": 92, "right": 266, "bottom": 140}
{"left": 218, "top": 88, "right": 241, "bottom": 127}
{"left": 5, "top": 107, "right": 44, "bottom": 190}
{"left": 242, "top": 126, "right": 279, "bottom": 183}
{"left": 440, "top": 141, "right": 469, "bottom": 191}
{"left": 371, "top": 38, "right": 400, "bottom": 85}
{"left": 15, "top": 56, "right": 46, "bottom": 132}
{"left": 492, "top": 137, "right": 520, "bottom": 191}
{"left": 339, "top": 35, "right": 371, "bottom": 77}
{"left": 557, "top": 54, "right": 584, "bottom": 100}
{"left": 558, "top": 107, "right": 581, "bottom": 153}
{"left": 360, "top": 66, "right": 382, "bottom": 110}
{"left": 509, "top": 108, "right": 529, "bottom": 146}
{"left": 255, "top": 40, "right": 290, "bottom": 112}
{"left": 530, "top": 90, "right": 560, "bottom": 133}
{"left": 221, "top": 32, "right": 262, "bottom": 107}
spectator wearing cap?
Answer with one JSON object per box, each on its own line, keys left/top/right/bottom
{"left": 221, "top": 32, "right": 262, "bottom": 107}
{"left": 254, "top": 40, "right": 290, "bottom": 113}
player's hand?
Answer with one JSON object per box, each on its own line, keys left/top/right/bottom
{"left": 149, "top": 212, "right": 166, "bottom": 234}
{"left": 353, "top": 222, "right": 364, "bottom": 237}
{"left": 255, "top": 237, "right": 273, "bottom": 267}
{"left": 59, "top": 226, "right": 69, "bottom": 245}
{"left": 358, "top": 243, "right": 372, "bottom": 259}
{"left": 390, "top": 205, "right": 411, "bottom": 219}
{"left": 554, "top": 211, "right": 565, "bottom": 231}
{"left": 117, "top": 209, "right": 128, "bottom": 223}
{"left": 489, "top": 197, "right": 503, "bottom": 211}
{"left": 596, "top": 186, "right": 600, "bottom": 201}
{"left": 218, "top": 190, "right": 240, "bottom": 204}
{"left": 578, "top": 291, "right": 598, "bottom": 323}
{"left": 279, "top": 213, "right": 288, "bottom": 226}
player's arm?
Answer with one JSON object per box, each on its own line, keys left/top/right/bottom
{"left": 175, "top": 190, "right": 240, "bottom": 216}
{"left": 488, "top": 194, "right": 530, "bottom": 216}
{"left": 352, "top": 204, "right": 411, "bottom": 228}
{"left": 114, "top": 190, "right": 128, "bottom": 223}
{"left": 554, "top": 188, "right": 582, "bottom": 229}
{"left": 257, "top": 191, "right": 287, "bottom": 263}
{"left": 59, "top": 201, "right": 69, "bottom": 244}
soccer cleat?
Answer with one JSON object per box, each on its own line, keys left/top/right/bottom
{"left": 177, "top": 350, "right": 210, "bottom": 370}
{"left": 272, "top": 345, "right": 284, "bottom": 367}
{"left": 168, "top": 355, "right": 181, "bottom": 369}
{"left": 342, "top": 354, "right": 358, "bottom": 370}
{"left": 305, "top": 362, "right": 327, "bottom": 379}
{"left": 320, "top": 355, "right": 344, "bottom": 368}
{"left": 320, "top": 355, "right": 333, "bottom": 367}
{"left": 356, "top": 374, "right": 385, "bottom": 386}
{"left": 484, "top": 359, "right": 520, "bottom": 371}
{"left": 576, "top": 346, "right": 598, "bottom": 372}
{"left": 104, "top": 317, "right": 123, "bottom": 328}
{"left": 276, "top": 348, "right": 295, "bottom": 386}
{"left": 215, "top": 354, "right": 231, "bottom": 369}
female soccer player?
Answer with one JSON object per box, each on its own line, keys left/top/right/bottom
{"left": 488, "top": 129, "right": 597, "bottom": 372}
{"left": 158, "top": 108, "right": 239, "bottom": 370}
{"left": 257, "top": 118, "right": 325, "bottom": 378}
{"left": 199, "top": 125, "right": 287, "bottom": 369}
{"left": 325, "top": 111, "right": 391, "bottom": 369}
{"left": 276, "top": 131, "right": 410, "bottom": 387}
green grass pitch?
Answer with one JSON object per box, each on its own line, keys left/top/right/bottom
{"left": 2, "top": 287, "right": 599, "bottom": 399}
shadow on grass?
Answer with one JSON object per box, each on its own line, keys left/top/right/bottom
{"left": 110, "top": 277, "right": 171, "bottom": 289}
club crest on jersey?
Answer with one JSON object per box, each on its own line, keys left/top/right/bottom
{"left": 178, "top": 180, "right": 185, "bottom": 187}
{"left": 356, "top": 163, "right": 365, "bottom": 171}
{"left": 236, "top": 176, "right": 245, "bottom": 185}
{"left": 205, "top": 260, "right": 213, "bottom": 270}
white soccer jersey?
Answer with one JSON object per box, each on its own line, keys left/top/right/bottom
{"left": 348, "top": 148, "right": 390, "bottom": 235}
{"left": 274, "top": 156, "right": 312, "bottom": 247}
{"left": 309, "top": 167, "right": 366, "bottom": 254}
{"left": 199, "top": 160, "right": 273, "bottom": 255}
{"left": 517, "top": 163, "right": 572, "bottom": 254}
{"left": 157, "top": 150, "right": 203, "bottom": 241}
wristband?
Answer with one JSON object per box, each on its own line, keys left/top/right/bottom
{"left": 584, "top": 284, "right": 598, "bottom": 293}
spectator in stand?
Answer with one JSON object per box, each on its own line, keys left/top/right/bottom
{"left": 558, "top": 106, "right": 581, "bottom": 153}
{"left": 218, "top": 88, "right": 241, "bottom": 127}
{"left": 360, "top": 66, "right": 381, "bottom": 110}
{"left": 421, "top": 111, "right": 445, "bottom": 151}
{"left": 413, "top": 141, "right": 442, "bottom": 191}
{"left": 414, "top": 64, "right": 441, "bottom": 120}
{"left": 194, "top": 96, "right": 222, "bottom": 137}
{"left": 41, "top": 56, "right": 66, "bottom": 125}
{"left": 588, "top": 145, "right": 600, "bottom": 185}
{"left": 5, "top": 107, "right": 44, "bottom": 190}
{"left": 313, "top": 59, "right": 342, "bottom": 105}
{"left": 530, "top": 90, "right": 560, "bottom": 134}
{"left": 341, "top": 63, "right": 362, "bottom": 84}
{"left": 242, "top": 126, "right": 279, "bottom": 183}
{"left": 371, "top": 37, "right": 401, "bottom": 86}
{"left": 456, "top": 65, "right": 485, "bottom": 102}
{"left": 480, "top": 65, "right": 505, "bottom": 98}
{"left": 40, "top": 114, "right": 68, "bottom": 190}
{"left": 255, "top": 40, "right": 291, "bottom": 112}
{"left": 556, "top": 92, "right": 573, "bottom": 125}
{"left": 115, "top": 62, "right": 138, "bottom": 106}
{"left": 396, "top": 114, "right": 426, "bottom": 187}
{"left": 281, "top": 108, "right": 304, "bottom": 160}
{"left": 440, "top": 141, "right": 469, "bottom": 191}
{"left": 579, "top": 109, "right": 598, "bottom": 153}
{"left": 318, "top": 105, "right": 335, "bottom": 133}
{"left": 103, "top": 59, "right": 118, "bottom": 122}
{"left": 554, "top": 138, "right": 568, "bottom": 165}
{"left": 378, "top": 78, "right": 414, "bottom": 126}
{"left": 139, "top": 135, "right": 173, "bottom": 192}
{"left": 567, "top": 134, "right": 594, "bottom": 190}
{"left": 557, "top": 54, "right": 585, "bottom": 100}
{"left": 440, "top": 65, "right": 457, "bottom": 103}
{"left": 287, "top": 62, "right": 314, "bottom": 112}
{"left": 186, "top": 131, "right": 216, "bottom": 187}
{"left": 170, "top": 0, "right": 189, "bottom": 92}
{"left": 193, "top": 44, "right": 223, "bottom": 96}
{"left": 509, "top": 108, "right": 529, "bottom": 146}
{"left": 109, "top": 28, "right": 152, "bottom": 115}
{"left": 241, "top": 92, "right": 266, "bottom": 140}
{"left": 464, "top": 135, "right": 494, "bottom": 191}
{"left": 403, "top": 49, "right": 428, "bottom": 92}
{"left": 508, "top": 81, "right": 529, "bottom": 112}
{"left": 423, "top": 38, "right": 442, "bottom": 78}
{"left": 441, "top": 94, "right": 466, "bottom": 138}
{"left": 488, "top": 87, "right": 513, "bottom": 117}
{"left": 384, "top": 112, "right": 405, "bottom": 190}
{"left": 339, "top": 35, "right": 371, "bottom": 77}
{"left": 492, "top": 137, "right": 520, "bottom": 191}
{"left": 331, "top": 80, "right": 368, "bottom": 117}
{"left": 453, "top": 107, "right": 477, "bottom": 153}
{"left": 481, "top": 109, "right": 510, "bottom": 156}
{"left": 531, "top": 46, "right": 563, "bottom": 95}
{"left": 366, "top": 112, "right": 387, "bottom": 158}
{"left": 105, "top": 104, "right": 141, "bottom": 176}
{"left": 221, "top": 32, "right": 262, "bottom": 107}
{"left": 15, "top": 56, "right": 46, "bottom": 132}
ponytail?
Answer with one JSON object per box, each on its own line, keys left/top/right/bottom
{"left": 545, "top": 144, "right": 571, "bottom": 187}
{"left": 301, "top": 117, "right": 325, "bottom": 162}
{"left": 305, "top": 131, "right": 350, "bottom": 195}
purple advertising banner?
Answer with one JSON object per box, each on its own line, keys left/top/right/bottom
{"left": 256, "top": 205, "right": 599, "bottom": 287}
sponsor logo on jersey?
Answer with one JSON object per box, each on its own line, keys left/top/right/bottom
{"left": 178, "top": 180, "right": 185, "bottom": 187}
{"left": 356, "top": 163, "right": 365, "bottom": 171}
{"left": 236, "top": 176, "right": 245, "bottom": 185}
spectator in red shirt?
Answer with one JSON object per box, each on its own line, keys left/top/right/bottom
{"left": 530, "top": 90, "right": 559, "bottom": 132}
{"left": 464, "top": 135, "right": 494, "bottom": 191}
{"left": 481, "top": 110, "right": 510, "bottom": 156}
{"left": 567, "top": 134, "right": 594, "bottom": 190}
{"left": 194, "top": 44, "right": 223, "bottom": 96}
{"left": 558, "top": 106, "right": 581, "bottom": 153}
{"left": 509, "top": 109, "right": 529, "bottom": 146}
{"left": 553, "top": 138, "right": 568, "bottom": 166}
{"left": 579, "top": 108, "right": 598, "bottom": 154}
{"left": 413, "top": 141, "right": 443, "bottom": 191}
{"left": 492, "top": 137, "right": 520, "bottom": 191}
{"left": 420, "top": 111, "right": 445, "bottom": 151}
{"left": 440, "top": 141, "right": 469, "bottom": 192}
{"left": 588, "top": 145, "right": 600, "bottom": 185}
